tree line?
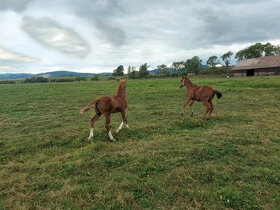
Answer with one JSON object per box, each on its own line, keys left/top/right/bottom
{"left": 112, "top": 42, "right": 280, "bottom": 78}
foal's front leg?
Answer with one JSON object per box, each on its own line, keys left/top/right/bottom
{"left": 116, "top": 110, "right": 129, "bottom": 133}
{"left": 181, "top": 98, "right": 191, "bottom": 117}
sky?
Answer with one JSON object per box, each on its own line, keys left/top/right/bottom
{"left": 0, "top": 0, "right": 280, "bottom": 74}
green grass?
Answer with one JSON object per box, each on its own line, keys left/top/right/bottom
{"left": 0, "top": 76, "right": 280, "bottom": 209}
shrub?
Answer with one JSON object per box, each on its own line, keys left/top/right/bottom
{"left": 199, "top": 67, "right": 233, "bottom": 76}
{"left": 107, "top": 76, "right": 116, "bottom": 80}
{"left": 91, "top": 76, "right": 100, "bottom": 81}
{"left": 75, "top": 77, "right": 87, "bottom": 81}
{"left": 24, "top": 77, "right": 49, "bottom": 83}
{"left": 0, "top": 80, "right": 16, "bottom": 84}
{"left": 50, "top": 78, "right": 75, "bottom": 82}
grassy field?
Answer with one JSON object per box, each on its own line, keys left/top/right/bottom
{"left": 0, "top": 76, "right": 280, "bottom": 209}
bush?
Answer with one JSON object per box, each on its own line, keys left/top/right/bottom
{"left": 199, "top": 67, "right": 233, "bottom": 76}
{"left": 75, "top": 77, "right": 87, "bottom": 81}
{"left": 50, "top": 78, "right": 75, "bottom": 83}
{"left": 91, "top": 76, "right": 100, "bottom": 81}
{"left": 24, "top": 77, "right": 49, "bottom": 83}
{"left": 107, "top": 76, "right": 116, "bottom": 80}
{"left": 0, "top": 80, "right": 16, "bottom": 84}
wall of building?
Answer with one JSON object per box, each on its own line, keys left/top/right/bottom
{"left": 233, "top": 67, "right": 280, "bottom": 76}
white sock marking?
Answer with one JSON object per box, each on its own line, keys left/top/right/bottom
{"left": 116, "top": 122, "right": 124, "bottom": 133}
{"left": 108, "top": 130, "right": 116, "bottom": 141}
{"left": 88, "top": 128, "right": 94, "bottom": 139}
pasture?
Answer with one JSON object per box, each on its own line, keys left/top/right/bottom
{"left": 0, "top": 76, "right": 280, "bottom": 209}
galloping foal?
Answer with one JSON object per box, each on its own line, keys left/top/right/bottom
{"left": 80, "top": 80, "right": 129, "bottom": 141}
{"left": 180, "top": 76, "right": 222, "bottom": 120}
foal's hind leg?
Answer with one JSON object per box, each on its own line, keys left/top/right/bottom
{"left": 88, "top": 114, "right": 101, "bottom": 140}
{"left": 202, "top": 100, "right": 211, "bottom": 120}
{"left": 207, "top": 100, "right": 214, "bottom": 118}
{"left": 104, "top": 112, "right": 116, "bottom": 141}
{"left": 116, "top": 110, "right": 129, "bottom": 133}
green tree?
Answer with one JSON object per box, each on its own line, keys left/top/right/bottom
{"left": 185, "top": 56, "right": 202, "bottom": 75}
{"left": 127, "top": 66, "right": 132, "bottom": 78}
{"left": 236, "top": 42, "right": 280, "bottom": 60}
{"left": 128, "top": 66, "right": 138, "bottom": 79}
{"left": 221, "top": 51, "right": 233, "bottom": 70}
{"left": 207, "top": 55, "right": 219, "bottom": 68}
{"left": 139, "top": 63, "right": 149, "bottom": 78}
{"left": 157, "top": 64, "right": 168, "bottom": 75}
{"left": 263, "top": 42, "right": 280, "bottom": 56}
{"left": 171, "top": 61, "right": 185, "bottom": 74}
{"left": 235, "top": 43, "right": 263, "bottom": 60}
{"left": 113, "top": 65, "right": 124, "bottom": 76}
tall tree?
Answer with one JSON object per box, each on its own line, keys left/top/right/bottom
{"left": 234, "top": 42, "right": 280, "bottom": 60}
{"left": 127, "top": 66, "right": 132, "bottom": 78}
{"left": 221, "top": 51, "right": 233, "bottom": 70}
{"left": 171, "top": 61, "right": 185, "bottom": 74}
{"left": 113, "top": 65, "right": 124, "bottom": 76}
{"left": 263, "top": 42, "right": 280, "bottom": 56}
{"left": 128, "top": 66, "right": 138, "bottom": 79}
{"left": 235, "top": 43, "right": 264, "bottom": 60}
{"left": 207, "top": 55, "right": 219, "bottom": 68}
{"left": 185, "top": 56, "right": 202, "bottom": 75}
{"left": 157, "top": 64, "right": 168, "bottom": 75}
{"left": 139, "top": 63, "right": 149, "bottom": 78}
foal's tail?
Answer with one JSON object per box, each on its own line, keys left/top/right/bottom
{"left": 80, "top": 99, "right": 98, "bottom": 113}
{"left": 213, "top": 90, "right": 223, "bottom": 99}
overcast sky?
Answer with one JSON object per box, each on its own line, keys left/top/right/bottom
{"left": 0, "top": 0, "right": 280, "bottom": 74}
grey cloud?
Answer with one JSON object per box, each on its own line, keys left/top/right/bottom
{"left": 194, "top": 0, "right": 280, "bottom": 47}
{"left": 0, "top": 46, "right": 38, "bottom": 73}
{"left": 0, "top": 0, "right": 32, "bottom": 12}
{"left": 22, "top": 17, "right": 91, "bottom": 58}
{"left": 0, "top": 46, "right": 38, "bottom": 63}
{"left": 72, "top": 0, "right": 280, "bottom": 50}
{"left": 69, "top": 0, "right": 127, "bottom": 46}
{"left": 95, "top": 18, "right": 125, "bottom": 46}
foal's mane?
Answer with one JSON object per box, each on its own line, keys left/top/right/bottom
{"left": 183, "top": 76, "right": 193, "bottom": 87}
{"left": 116, "top": 80, "right": 126, "bottom": 98}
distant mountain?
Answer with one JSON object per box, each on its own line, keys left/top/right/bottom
{"left": 36, "top": 71, "right": 95, "bottom": 78}
{"left": 0, "top": 70, "right": 112, "bottom": 79}
{"left": 149, "top": 68, "right": 173, "bottom": 74}
{"left": 0, "top": 73, "right": 33, "bottom": 79}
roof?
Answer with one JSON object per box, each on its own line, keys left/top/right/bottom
{"left": 232, "top": 55, "right": 280, "bottom": 70}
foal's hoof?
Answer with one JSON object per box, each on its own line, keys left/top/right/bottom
{"left": 110, "top": 138, "right": 116, "bottom": 142}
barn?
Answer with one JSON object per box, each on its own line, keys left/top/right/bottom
{"left": 232, "top": 55, "right": 280, "bottom": 76}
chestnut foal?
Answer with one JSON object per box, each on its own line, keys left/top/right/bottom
{"left": 180, "top": 76, "right": 222, "bottom": 120}
{"left": 80, "top": 80, "right": 129, "bottom": 141}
